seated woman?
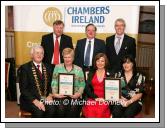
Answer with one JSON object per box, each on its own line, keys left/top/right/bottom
{"left": 111, "top": 55, "right": 145, "bottom": 118}
{"left": 82, "top": 53, "right": 113, "bottom": 118}
{"left": 51, "top": 48, "right": 85, "bottom": 118}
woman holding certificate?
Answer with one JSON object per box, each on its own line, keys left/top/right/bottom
{"left": 82, "top": 53, "right": 112, "bottom": 118}
{"left": 51, "top": 48, "right": 85, "bottom": 117}
{"left": 111, "top": 55, "right": 145, "bottom": 118}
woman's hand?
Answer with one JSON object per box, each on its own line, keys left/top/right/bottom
{"left": 70, "top": 92, "right": 81, "bottom": 99}
{"left": 46, "top": 94, "right": 53, "bottom": 102}
{"left": 95, "top": 98, "right": 105, "bottom": 102}
{"left": 119, "top": 96, "right": 131, "bottom": 107}
{"left": 121, "top": 99, "right": 133, "bottom": 107}
{"left": 53, "top": 93, "right": 67, "bottom": 98}
{"left": 120, "top": 96, "right": 128, "bottom": 101}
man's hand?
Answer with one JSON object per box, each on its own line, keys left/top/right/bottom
{"left": 32, "top": 99, "right": 45, "bottom": 111}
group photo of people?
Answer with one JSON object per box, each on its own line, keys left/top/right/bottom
{"left": 5, "top": 5, "right": 155, "bottom": 120}
{"left": 18, "top": 19, "right": 146, "bottom": 118}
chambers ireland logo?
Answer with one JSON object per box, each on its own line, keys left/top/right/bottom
{"left": 43, "top": 7, "right": 62, "bottom": 27}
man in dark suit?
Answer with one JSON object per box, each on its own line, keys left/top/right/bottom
{"left": 106, "top": 18, "right": 136, "bottom": 73}
{"left": 41, "top": 20, "right": 73, "bottom": 71}
{"left": 74, "top": 24, "right": 106, "bottom": 72}
{"left": 19, "top": 45, "right": 55, "bottom": 118}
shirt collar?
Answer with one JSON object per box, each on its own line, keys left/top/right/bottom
{"left": 86, "top": 38, "right": 94, "bottom": 43}
{"left": 63, "top": 63, "right": 74, "bottom": 73}
{"left": 33, "top": 61, "right": 42, "bottom": 68}
{"left": 115, "top": 34, "right": 124, "bottom": 39}
{"left": 53, "top": 33, "right": 61, "bottom": 39}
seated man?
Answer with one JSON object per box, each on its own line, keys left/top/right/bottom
{"left": 19, "top": 45, "right": 55, "bottom": 118}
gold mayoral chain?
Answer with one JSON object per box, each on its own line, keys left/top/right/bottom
{"left": 31, "top": 62, "right": 48, "bottom": 98}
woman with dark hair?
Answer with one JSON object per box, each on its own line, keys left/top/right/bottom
{"left": 111, "top": 55, "right": 145, "bottom": 118}
{"left": 82, "top": 53, "right": 113, "bottom": 118}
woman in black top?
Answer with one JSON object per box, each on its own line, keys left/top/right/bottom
{"left": 111, "top": 55, "right": 145, "bottom": 118}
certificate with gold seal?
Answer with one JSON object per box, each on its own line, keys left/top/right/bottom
{"left": 58, "top": 73, "right": 74, "bottom": 96}
{"left": 104, "top": 78, "right": 121, "bottom": 100}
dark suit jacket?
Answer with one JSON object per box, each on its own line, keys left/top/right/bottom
{"left": 41, "top": 33, "right": 73, "bottom": 65}
{"left": 18, "top": 61, "right": 52, "bottom": 111}
{"left": 106, "top": 34, "right": 136, "bottom": 73}
{"left": 74, "top": 38, "right": 106, "bottom": 69}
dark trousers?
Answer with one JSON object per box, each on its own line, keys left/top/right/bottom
{"left": 111, "top": 101, "right": 142, "bottom": 118}
{"left": 31, "top": 103, "right": 56, "bottom": 118}
{"left": 54, "top": 97, "right": 82, "bottom": 118}
{"left": 20, "top": 97, "right": 56, "bottom": 118}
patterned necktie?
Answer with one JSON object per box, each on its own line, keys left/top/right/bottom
{"left": 37, "top": 65, "right": 42, "bottom": 79}
{"left": 84, "top": 40, "right": 91, "bottom": 66}
{"left": 115, "top": 36, "right": 121, "bottom": 54}
{"left": 53, "top": 36, "right": 59, "bottom": 65}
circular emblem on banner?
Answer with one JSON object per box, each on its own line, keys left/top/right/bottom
{"left": 43, "top": 7, "right": 62, "bottom": 27}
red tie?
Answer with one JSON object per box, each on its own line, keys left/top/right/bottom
{"left": 53, "top": 36, "right": 60, "bottom": 65}
{"left": 37, "top": 65, "right": 42, "bottom": 79}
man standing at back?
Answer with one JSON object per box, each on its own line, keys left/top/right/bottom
{"left": 41, "top": 20, "right": 73, "bottom": 72}
{"left": 74, "top": 23, "right": 106, "bottom": 72}
{"left": 106, "top": 18, "right": 136, "bottom": 73}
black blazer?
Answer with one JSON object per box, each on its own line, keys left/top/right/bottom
{"left": 83, "top": 69, "right": 114, "bottom": 100}
{"left": 106, "top": 34, "right": 136, "bottom": 73}
{"left": 74, "top": 38, "right": 106, "bottom": 69}
{"left": 41, "top": 33, "right": 73, "bottom": 65}
{"left": 18, "top": 61, "right": 52, "bottom": 111}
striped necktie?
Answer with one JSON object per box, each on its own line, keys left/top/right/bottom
{"left": 115, "top": 36, "right": 121, "bottom": 54}
{"left": 84, "top": 40, "right": 91, "bottom": 66}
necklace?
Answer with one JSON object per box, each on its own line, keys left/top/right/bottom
{"left": 31, "top": 62, "right": 48, "bottom": 97}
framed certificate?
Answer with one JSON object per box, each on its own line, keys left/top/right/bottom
{"left": 104, "top": 78, "right": 121, "bottom": 100}
{"left": 58, "top": 73, "right": 74, "bottom": 96}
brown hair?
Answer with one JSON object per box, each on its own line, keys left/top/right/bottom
{"left": 85, "top": 23, "right": 97, "bottom": 32}
{"left": 53, "top": 20, "right": 64, "bottom": 26}
{"left": 93, "top": 53, "right": 109, "bottom": 70}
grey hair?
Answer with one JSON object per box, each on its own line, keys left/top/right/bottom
{"left": 115, "top": 18, "right": 126, "bottom": 27}
{"left": 30, "top": 45, "right": 44, "bottom": 55}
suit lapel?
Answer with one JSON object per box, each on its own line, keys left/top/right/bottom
{"left": 51, "top": 33, "right": 54, "bottom": 55}
{"left": 111, "top": 35, "right": 117, "bottom": 54}
{"left": 119, "top": 35, "right": 127, "bottom": 53}
{"left": 93, "top": 38, "right": 97, "bottom": 58}
{"left": 82, "top": 38, "right": 87, "bottom": 58}
{"left": 59, "top": 34, "right": 64, "bottom": 51}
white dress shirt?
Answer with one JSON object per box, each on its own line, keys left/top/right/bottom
{"left": 33, "top": 61, "right": 42, "bottom": 73}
